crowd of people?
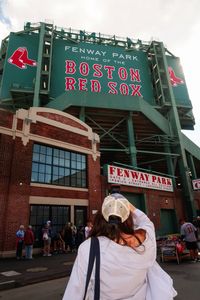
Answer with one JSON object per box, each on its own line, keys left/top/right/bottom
{"left": 16, "top": 213, "right": 200, "bottom": 265}
{"left": 15, "top": 220, "right": 93, "bottom": 260}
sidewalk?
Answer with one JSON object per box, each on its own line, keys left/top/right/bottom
{"left": 0, "top": 252, "right": 76, "bottom": 291}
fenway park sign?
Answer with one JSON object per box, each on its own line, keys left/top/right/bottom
{"left": 107, "top": 165, "right": 173, "bottom": 192}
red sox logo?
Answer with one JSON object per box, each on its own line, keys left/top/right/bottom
{"left": 8, "top": 47, "right": 37, "bottom": 69}
{"left": 168, "top": 66, "right": 184, "bottom": 87}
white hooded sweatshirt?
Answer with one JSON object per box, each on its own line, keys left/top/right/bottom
{"left": 63, "top": 209, "right": 157, "bottom": 300}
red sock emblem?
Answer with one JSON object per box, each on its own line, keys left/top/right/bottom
{"left": 8, "top": 47, "right": 37, "bottom": 69}
{"left": 19, "top": 48, "right": 37, "bottom": 66}
{"left": 168, "top": 67, "right": 184, "bottom": 87}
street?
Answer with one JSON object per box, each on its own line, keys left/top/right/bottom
{"left": 0, "top": 261, "right": 200, "bottom": 300}
{"left": 0, "top": 277, "right": 68, "bottom": 300}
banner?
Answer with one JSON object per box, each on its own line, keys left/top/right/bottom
{"left": 50, "top": 39, "right": 154, "bottom": 104}
{"left": 107, "top": 165, "right": 173, "bottom": 192}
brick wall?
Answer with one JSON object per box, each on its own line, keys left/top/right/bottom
{"left": 0, "top": 108, "right": 101, "bottom": 253}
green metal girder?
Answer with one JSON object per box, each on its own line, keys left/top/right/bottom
{"left": 33, "top": 23, "right": 46, "bottom": 107}
{"left": 158, "top": 41, "right": 196, "bottom": 220}
{"left": 127, "top": 112, "right": 137, "bottom": 166}
{"left": 182, "top": 133, "right": 200, "bottom": 162}
{"left": 45, "top": 91, "right": 171, "bottom": 136}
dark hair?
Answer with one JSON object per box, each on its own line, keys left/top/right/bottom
{"left": 89, "top": 211, "right": 134, "bottom": 246}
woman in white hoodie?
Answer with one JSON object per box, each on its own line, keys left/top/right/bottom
{"left": 62, "top": 193, "right": 176, "bottom": 300}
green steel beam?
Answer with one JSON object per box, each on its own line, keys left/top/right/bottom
{"left": 160, "top": 42, "right": 196, "bottom": 220}
{"left": 138, "top": 157, "right": 168, "bottom": 166}
{"left": 137, "top": 149, "right": 179, "bottom": 156}
{"left": 127, "top": 112, "right": 137, "bottom": 166}
{"left": 100, "top": 148, "right": 128, "bottom": 152}
{"left": 100, "top": 117, "right": 126, "bottom": 139}
{"left": 33, "top": 23, "right": 46, "bottom": 107}
{"left": 165, "top": 144, "right": 176, "bottom": 186}
{"left": 79, "top": 107, "right": 85, "bottom": 122}
{"left": 86, "top": 115, "right": 127, "bottom": 150}
{"left": 187, "top": 153, "right": 197, "bottom": 180}
{"left": 181, "top": 133, "right": 200, "bottom": 161}
{"left": 46, "top": 91, "right": 171, "bottom": 135}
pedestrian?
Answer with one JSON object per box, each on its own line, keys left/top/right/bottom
{"left": 24, "top": 225, "right": 35, "bottom": 259}
{"left": 42, "top": 221, "right": 52, "bottom": 256}
{"left": 63, "top": 222, "right": 73, "bottom": 252}
{"left": 16, "top": 225, "right": 25, "bottom": 260}
{"left": 84, "top": 220, "right": 93, "bottom": 239}
{"left": 71, "top": 222, "right": 77, "bottom": 252}
{"left": 75, "top": 226, "right": 85, "bottom": 249}
{"left": 62, "top": 193, "right": 177, "bottom": 299}
{"left": 52, "top": 229, "right": 66, "bottom": 253}
{"left": 180, "top": 219, "right": 199, "bottom": 262}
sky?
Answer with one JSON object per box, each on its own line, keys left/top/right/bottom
{"left": 0, "top": 0, "right": 200, "bottom": 147}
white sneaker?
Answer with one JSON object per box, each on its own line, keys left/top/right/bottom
{"left": 47, "top": 254, "right": 52, "bottom": 256}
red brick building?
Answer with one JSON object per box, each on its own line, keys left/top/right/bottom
{"left": 0, "top": 107, "right": 101, "bottom": 256}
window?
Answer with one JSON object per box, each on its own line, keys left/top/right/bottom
{"left": 30, "top": 205, "right": 70, "bottom": 247}
{"left": 31, "top": 144, "right": 87, "bottom": 188}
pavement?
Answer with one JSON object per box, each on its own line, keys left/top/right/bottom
{"left": 0, "top": 252, "right": 76, "bottom": 291}
{"left": 1, "top": 250, "right": 200, "bottom": 300}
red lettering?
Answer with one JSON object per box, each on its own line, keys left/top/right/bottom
{"left": 117, "top": 168, "right": 123, "bottom": 177}
{"left": 91, "top": 80, "right": 101, "bottom": 92}
{"left": 120, "top": 83, "right": 129, "bottom": 95}
{"left": 118, "top": 67, "right": 128, "bottom": 80}
{"left": 79, "top": 62, "right": 89, "bottom": 76}
{"left": 162, "top": 178, "right": 166, "bottom": 185}
{"left": 104, "top": 65, "right": 115, "bottom": 79}
{"left": 65, "top": 77, "right": 76, "bottom": 90}
{"left": 130, "top": 84, "right": 142, "bottom": 96}
{"left": 65, "top": 60, "right": 76, "bottom": 74}
{"left": 78, "top": 78, "right": 88, "bottom": 91}
{"left": 140, "top": 173, "right": 145, "bottom": 181}
{"left": 130, "top": 68, "right": 141, "bottom": 82}
{"left": 109, "top": 166, "right": 116, "bottom": 175}
{"left": 123, "top": 169, "right": 130, "bottom": 177}
{"left": 108, "top": 82, "right": 118, "bottom": 94}
{"left": 157, "top": 177, "right": 161, "bottom": 184}
{"left": 93, "top": 64, "right": 103, "bottom": 77}
{"left": 167, "top": 179, "right": 172, "bottom": 185}
{"left": 152, "top": 175, "right": 157, "bottom": 183}
{"left": 130, "top": 171, "right": 139, "bottom": 180}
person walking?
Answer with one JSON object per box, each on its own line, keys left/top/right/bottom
{"left": 63, "top": 193, "right": 176, "bottom": 299}
{"left": 42, "top": 221, "right": 52, "bottom": 256}
{"left": 180, "top": 219, "right": 199, "bottom": 262}
{"left": 63, "top": 222, "right": 73, "bottom": 252}
{"left": 16, "top": 225, "right": 25, "bottom": 260}
{"left": 24, "top": 225, "right": 35, "bottom": 259}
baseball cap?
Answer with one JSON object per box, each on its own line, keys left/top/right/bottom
{"left": 102, "top": 193, "right": 130, "bottom": 223}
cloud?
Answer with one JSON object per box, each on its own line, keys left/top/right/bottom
{"left": 0, "top": 0, "right": 11, "bottom": 26}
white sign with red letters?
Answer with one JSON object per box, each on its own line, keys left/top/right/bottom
{"left": 192, "top": 179, "right": 200, "bottom": 190}
{"left": 107, "top": 165, "right": 173, "bottom": 192}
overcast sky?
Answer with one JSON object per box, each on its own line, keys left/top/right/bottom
{"left": 0, "top": 0, "right": 200, "bottom": 147}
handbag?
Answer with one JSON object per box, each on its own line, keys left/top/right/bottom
{"left": 43, "top": 232, "right": 48, "bottom": 241}
{"left": 146, "top": 261, "right": 177, "bottom": 300}
{"left": 83, "top": 237, "right": 100, "bottom": 300}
